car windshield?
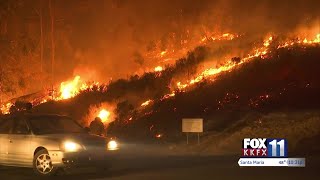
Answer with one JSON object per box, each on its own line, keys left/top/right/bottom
{"left": 28, "top": 116, "right": 86, "bottom": 135}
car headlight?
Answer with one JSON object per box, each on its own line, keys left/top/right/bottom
{"left": 62, "top": 141, "right": 83, "bottom": 152}
{"left": 107, "top": 140, "right": 119, "bottom": 150}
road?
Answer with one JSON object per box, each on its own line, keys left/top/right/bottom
{"left": 0, "top": 153, "right": 318, "bottom": 180}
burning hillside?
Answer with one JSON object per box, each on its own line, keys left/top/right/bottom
{"left": 1, "top": 2, "right": 320, "bottom": 145}
{"left": 2, "top": 34, "right": 320, "bottom": 103}
{"left": 107, "top": 43, "right": 320, "bottom": 141}
{"left": 2, "top": 3, "right": 320, "bottom": 179}
{"left": 1, "top": 0, "right": 320, "bottom": 104}
{"left": 2, "top": 31, "right": 320, "bottom": 146}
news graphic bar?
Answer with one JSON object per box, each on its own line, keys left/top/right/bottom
{"left": 238, "top": 158, "right": 306, "bottom": 167}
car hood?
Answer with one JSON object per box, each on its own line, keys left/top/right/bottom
{"left": 38, "top": 133, "right": 107, "bottom": 147}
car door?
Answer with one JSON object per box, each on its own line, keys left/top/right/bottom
{"left": 7, "top": 116, "right": 33, "bottom": 167}
{"left": 0, "top": 117, "right": 14, "bottom": 165}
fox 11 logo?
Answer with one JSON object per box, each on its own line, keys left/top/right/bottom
{"left": 242, "top": 138, "right": 288, "bottom": 157}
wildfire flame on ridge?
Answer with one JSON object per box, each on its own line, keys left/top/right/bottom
{"left": 160, "top": 33, "right": 320, "bottom": 101}
{"left": 1, "top": 33, "right": 319, "bottom": 115}
{"left": 141, "top": 99, "right": 153, "bottom": 107}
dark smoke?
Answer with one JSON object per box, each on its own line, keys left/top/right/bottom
{"left": 67, "top": 0, "right": 320, "bottom": 79}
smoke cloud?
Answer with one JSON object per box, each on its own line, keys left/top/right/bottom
{"left": 54, "top": 0, "right": 320, "bottom": 82}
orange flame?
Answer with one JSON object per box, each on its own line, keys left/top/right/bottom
{"left": 141, "top": 99, "right": 153, "bottom": 107}
{"left": 200, "top": 33, "right": 237, "bottom": 44}
{"left": 59, "top": 76, "right": 82, "bottom": 100}
{"left": 0, "top": 102, "right": 12, "bottom": 114}
{"left": 161, "top": 92, "right": 175, "bottom": 100}
{"left": 263, "top": 36, "right": 273, "bottom": 47}
{"left": 160, "top": 51, "right": 167, "bottom": 57}
{"left": 316, "top": 34, "right": 320, "bottom": 43}
{"left": 56, "top": 76, "right": 100, "bottom": 100}
{"left": 154, "top": 66, "right": 163, "bottom": 72}
{"left": 98, "top": 109, "right": 110, "bottom": 123}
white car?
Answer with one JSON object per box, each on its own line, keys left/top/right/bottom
{"left": 0, "top": 113, "right": 119, "bottom": 176}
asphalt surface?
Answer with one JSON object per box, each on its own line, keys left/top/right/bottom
{"left": 0, "top": 152, "right": 319, "bottom": 180}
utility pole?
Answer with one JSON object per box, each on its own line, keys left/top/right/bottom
{"left": 49, "top": 0, "right": 55, "bottom": 99}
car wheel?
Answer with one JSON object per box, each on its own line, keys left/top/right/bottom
{"left": 33, "top": 149, "right": 57, "bottom": 176}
